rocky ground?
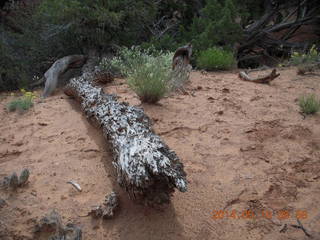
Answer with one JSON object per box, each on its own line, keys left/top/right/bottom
{"left": 0, "top": 67, "right": 320, "bottom": 240}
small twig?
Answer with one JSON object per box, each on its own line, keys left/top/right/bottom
{"left": 291, "top": 219, "right": 312, "bottom": 238}
{"left": 67, "top": 181, "right": 82, "bottom": 192}
{"left": 239, "top": 69, "right": 280, "bottom": 84}
{"left": 280, "top": 224, "right": 288, "bottom": 233}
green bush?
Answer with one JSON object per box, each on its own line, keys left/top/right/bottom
{"left": 196, "top": 47, "right": 236, "bottom": 70}
{"left": 183, "top": 0, "right": 242, "bottom": 53}
{"left": 7, "top": 89, "right": 37, "bottom": 112}
{"left": 101, "top": 46, "right": 174, "bottom": 103}
{"left": 299, "top": 94, "right": 320, "bottom": 115}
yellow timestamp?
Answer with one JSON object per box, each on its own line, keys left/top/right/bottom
{"left": 211, "top": 209, "right": 308, "bottom": 220}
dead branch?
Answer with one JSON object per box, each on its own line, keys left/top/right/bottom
{"left": 42, "top": 55, "right": 87, "bottom": 98}
{"left": 238, "top": 69, "right": 280, "bottom": 84}
{"left": 238, "top": 0, "right": 320, "bottom": 67}
{"left": 172, "top": 43, "right": 192, "bottom": 70}
{"left": 290, "top": 219, "right": 312, "bottom": 238}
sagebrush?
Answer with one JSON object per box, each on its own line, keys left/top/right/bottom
{"left": 101, "top": 46, "right": 190, "bottom": 103}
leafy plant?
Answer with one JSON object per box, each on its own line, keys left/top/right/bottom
{"left": 7, "top": 89, "right": 37, "bottom": 112}
{"left": 197, "top": 47, "right": 236, "bottom": 70}
{"left": 290, "top": 45, "right": 319, "bottom": 65}
{"left": 299, "top": 94, "right": 320, "bottom": 115}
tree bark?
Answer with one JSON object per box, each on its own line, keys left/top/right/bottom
{"left": 64, "top": 66, "right": 187, "bottom": 205}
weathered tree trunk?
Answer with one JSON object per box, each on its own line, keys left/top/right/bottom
{"left": 64, "top": 66, "right": 187, "bottom": 205}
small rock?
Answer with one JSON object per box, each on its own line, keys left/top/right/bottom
{"left": 12, "top": 140, "right": 23, "bottom": 146}
{"left": 35, "top": 210, "right": 82, "bottom": 240}
{"left": 199, "top": 125, "right": 208, "bottom": 133}
{"left": 222, "top": 88, "right": 230, "bottom": 93}
{"left": 38, "top": 122, "right": 48, "bottom": 126}
{"left": 102, "top": 192, "right": 119, "bottom": 219}
{"left": 0, "top": 198, "right": 7, "bottom": 208}
{"left": 92, "top": 223, "right": 100, "bottom": 230}
{"left": 9, "top": 172, "right": 19, "bottom": 189}
{"left": 87, "top": 192, "right": 119, "bottom": 220}
{"left": 31, "top": 190, "right": 37, "bottom": 197}
{"left": 18, "top": 168, "right": 30, "bottom": 186}
{"left": 216, "top": 110, "right": 224, "bottom": 115}
{"left": 61, "top": 195, "right": 67, "bottom": 200}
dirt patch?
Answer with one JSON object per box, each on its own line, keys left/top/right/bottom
{"left": 1, "top": 67, "right": 320, "bottom": 239}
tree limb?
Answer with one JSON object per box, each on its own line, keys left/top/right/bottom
{"left": 238, "top": 69, "right": 280, "bottom": 84}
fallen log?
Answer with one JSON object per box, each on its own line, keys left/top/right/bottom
{"left": 238, "top": 69, "right": 280, "bottom": 84}
{"left": 64, "top": 66, "right": 187, "bottom": 205}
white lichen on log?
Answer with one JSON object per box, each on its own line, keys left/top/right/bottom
{"left": 64, "top": 69, "right": 187, "bottom": 205}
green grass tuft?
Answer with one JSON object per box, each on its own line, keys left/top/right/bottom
{"left": 299, "top": 94, "right": 320, "bottom": 115}
{"left": 7, "top": 89, "right": 36, "bottom": 112}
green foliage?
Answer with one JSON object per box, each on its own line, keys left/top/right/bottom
{"left": 197, "top": 47, "right": 236, "bottom": 70}
{"left": 38, "top": 0, "right": 157, "bottom": 48}
{"left": 290, "top": 45, "right": 319, "bottom": 66}
{"left": 0, "top": 4, "right": 80, "bottom": 92}
{"left": 0, "top": 0, "right": 265, "bottom": 92}
{"left": 185, "top": 0, "right": 242, "bottom": 53}
{"left": 299, "top": 94, "right": 320, "bottom": 115}
{"left": 0, "top": 0, "right": 157, "bottom": 91}
{"left": 101, "top": 46, "right": 177, "bottom": 103}
{"left": 7, "top": 89, "right": 37, "bottom": 112}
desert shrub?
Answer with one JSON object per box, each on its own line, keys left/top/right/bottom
{"left": 101, "top": 46, "right": 191, "bottom": 103}
{"left": 7, "top": 89, "right": 37, "bottom": 112}
{"left": 103, "top": 46, "right": 160, "bottom": 77}
{"left": 290, "top": 45, "right": 319, "bottom": 66}
{"left": 197, "top": 47, "right": 236, "bottom": 70}
{"left": 127, "top": 58, "right": 172, "bottom": 103}
{"left": 299, "top": 94, "right": 320, "bottom": 115}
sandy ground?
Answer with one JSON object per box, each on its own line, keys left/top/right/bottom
{"left": 0, "top": 67, "right": 320, "bottom": 240}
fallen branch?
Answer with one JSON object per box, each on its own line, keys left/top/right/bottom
{"left": 238, "top": 69, "right": 280, "bottom": 84}
{"left": 290, "top": 219, "right": 312, "bottom": 238}
{"left": 64, "top": 64, "right": 187, "bottom": 205}
{"left": 42, "top": 55, "right": 87, "bottom": 98}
